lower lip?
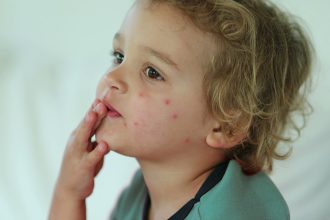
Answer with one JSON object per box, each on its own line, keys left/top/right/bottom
{"left": 107, "top": 111, "right": 121, "bottom": 118}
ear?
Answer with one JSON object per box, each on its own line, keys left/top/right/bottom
{"left": 206, "top": 126, "right": 246, "bottom": 149}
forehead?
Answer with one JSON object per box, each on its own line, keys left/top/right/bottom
{"left": 117, "top": 0, "right": 216, "bottom": 72}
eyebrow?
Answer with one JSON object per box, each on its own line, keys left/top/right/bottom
{"left": 141, "top": 46, "right": 179, "bottom": 70}
{"left": 113, "top": 32, "right": 179, "bottom": 70}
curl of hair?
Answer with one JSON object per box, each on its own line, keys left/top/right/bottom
{"left": 149, "top": 0, "right": 313, "bottom": 173}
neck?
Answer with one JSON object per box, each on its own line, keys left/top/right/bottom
{"left": 138, "top": 151, "right": 226, "bottom": 220}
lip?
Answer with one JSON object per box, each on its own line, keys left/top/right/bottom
{"left": 104, "top": 102, "right": 122, "bottom": 118}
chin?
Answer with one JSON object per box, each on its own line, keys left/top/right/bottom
{"left": 95, "top": 132, "right": 126, "bottom": 154}
{"left": 108, "top": 144, "right": 136, "bottom": 158}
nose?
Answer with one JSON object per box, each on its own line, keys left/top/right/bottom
{"left": 103, "top": 67, "right": 128, "bottom": 93}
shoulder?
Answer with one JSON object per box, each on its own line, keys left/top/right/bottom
{"left": 110, "top": 170, "right": 146, "bottom": 220}
{"left": 189, "top": 160, "right": 290, "bottom": 220}
{"left": 119, "top": 170, "right": 145, "bottom": 200}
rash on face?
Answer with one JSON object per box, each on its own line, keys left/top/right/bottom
{"left": 134, "top": 121, "right": 140, "bottom": 126}
{"left": 184, "top": 138, "right": 191, "bottom": 144}
{"left": 164, "top": 99, "right": 171, "bottom": 105}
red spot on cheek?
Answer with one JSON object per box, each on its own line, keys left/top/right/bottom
{"left": 133, "top": 122, "right": 139, "bottom": 126}
{"left": 172, "top": 113, "right": 178, "bottom": 119}
{"left": 139, "top": 92, "right": 145, "bottom": 98}
{"left": 164, "top": 99, "right": 171, "bottom": 105}
{"left": 184, "top": 138, "right": 191, "bottom": 144}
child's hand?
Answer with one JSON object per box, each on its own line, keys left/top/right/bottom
{"left": 48, "top": 99, "right": 109, "bottom": 220}
{"left": 55, "top": 99, "right": 110, "bottom": 200}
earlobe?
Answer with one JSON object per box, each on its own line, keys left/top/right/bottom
{"left": 206, "top": 131, "right": 228, "bottom": 149}
{"left": 206, "top": 128, "right": 246, "bottom": 149}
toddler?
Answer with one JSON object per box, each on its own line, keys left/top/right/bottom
{"left": 49, "top": 0, "right": 313, "bottom": 219}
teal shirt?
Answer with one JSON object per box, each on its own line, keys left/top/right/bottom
{"left": 110, "top": 160, "right": 289, "bottom": 220}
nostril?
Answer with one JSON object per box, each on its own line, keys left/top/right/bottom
{"left": 111, "top": 85, "right": 120, "bottom": 90}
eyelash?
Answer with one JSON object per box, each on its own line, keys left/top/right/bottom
{"left": 111, "top": 51, "right": 165, "bottom": 81}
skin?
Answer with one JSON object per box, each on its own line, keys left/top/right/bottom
{"left": 48, "top": 99, "right": 110, "bottom": 220}
{"left": 49, "top": 0, "right": 243, "bottom": 219}
{"left": 94, "top": 0, "right": 223, "bottom": 163}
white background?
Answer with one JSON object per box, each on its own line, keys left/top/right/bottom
{"left": 0, "top": 0, "right": 329, "bottom": 219}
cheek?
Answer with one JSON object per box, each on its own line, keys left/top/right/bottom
{"left": 164, "top": 99, "right": 171, "bottom": 105}
{"left": 184, "top": 137, "right": 191, "bottom": 144}
{"left": 129, "top": 105, "right": 164, "bottom": 129}
{"left": 126, "top": 96, "right": 206, "bottom": 149}
{"left": 128, "top": 97, "right": 178, "bottom": 132}
{"left": 171, "top": 113, "right": 178, "bottom": 120}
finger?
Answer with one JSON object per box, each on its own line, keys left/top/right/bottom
{"left": 94, "top": 158, "right": 104, "bottom": 177}
{"left": 85, "top": 141, "right": 110, "bottom": 169}
{"left": 73, "top": 110, "right": 98, "bottom": 146}
{"left": 87, "top": 140, "right": 99, "bottom": 153}
{"left": 92, "top": 102, "right": 108, "bottom": 130}
{"left": 72, "top": 100, "right": 106, "bottom": 146}
{"left": 91, "top": 89, "right": 109, "bottom": 112}
{"left": 67, "top": 99, "right": 104, "bottom": 154}
{"left": 90, "top": 99, "right": 102, "bottom": 112}
{"left": 70, "top": 99, "right": 101, "bottom": 137}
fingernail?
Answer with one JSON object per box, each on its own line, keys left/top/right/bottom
{"left": 94, "top": 103, "right": 102, "bottom": 113}
{"left": 85, "top": 112, "right": 92, "bottom": 122}
{"left": 93, "top": 99, "right": 100, "bottom": 108}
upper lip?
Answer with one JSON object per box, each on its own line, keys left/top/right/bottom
{"left": 103, "top": 101, "right": 121, "bottom": 116}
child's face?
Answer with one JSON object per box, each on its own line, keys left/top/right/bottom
{"left": 95, "top": 0, "right": 218, "bottom": 161}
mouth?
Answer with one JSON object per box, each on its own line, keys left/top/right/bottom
{"left": 104, "top": 103, "right": 122, "bottom": 118}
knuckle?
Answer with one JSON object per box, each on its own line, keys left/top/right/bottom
{"left": 67, "top": 131, "right": 77, "bottom": 145}
{"left": 88, "top": 151, "right": 102, "bottom": 165}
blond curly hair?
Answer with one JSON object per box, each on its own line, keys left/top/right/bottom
{"left": 149, "top": 0, "right": 313, "bottom": 174}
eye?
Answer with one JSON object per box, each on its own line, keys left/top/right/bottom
{"left": 144, "top": 66, "right": 165, "bottom": 81}
{"left": 112, "top": 51, "right": 124, "bottom": 64}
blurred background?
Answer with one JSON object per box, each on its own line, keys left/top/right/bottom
{"left": 0, "top": 0, "right": 329, "bottom": 219}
